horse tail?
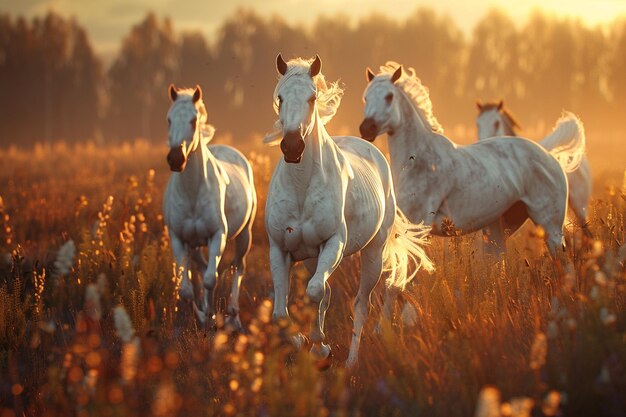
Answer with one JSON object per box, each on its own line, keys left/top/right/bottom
{"left": 383, "top": 209, "right": 434, "bottom": 289}
{"left": 540, "top": 111, "right": 586, "bottom": 173}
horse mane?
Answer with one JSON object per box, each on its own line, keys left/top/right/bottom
{"left": 376, "top": 61, "right": 443, "bottom": 134}
{"left": 479, "top": 100, "right": 521, "bottom": 134}
{"left": 264, "top": 57, "right": 343, "bottom": 144}
{"left": 173, "top": 89, "right": 215, "bottom": 141}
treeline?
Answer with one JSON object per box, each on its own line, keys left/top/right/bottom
{"left": 1, "top": 9, "right": 626, "bottom": 147}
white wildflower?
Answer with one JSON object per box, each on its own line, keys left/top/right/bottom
{"left": 121, "top": 337, "right": 140, "bottom": 383}
{"left": 401, "top": 302, "right": 419, "bottom": 327}
{"left": 113, "top": 305, "right": 135, "bottom": 343}
{"left": 598, "top": 365, "right": 611, "bottom": 384}
{"left": 546, "top": 321, "right": 559, "bottom": 339}
{"left": 474, "top": 386, "right": 500, "bottom": 417}
{"left": 566, "top": 318, "right": 577, "bottom": 331}
{"left": 509, "top": 397, "right": 534, "bottom": 417}
{"left": 84, "top": 284, "right": 101, "bottom": 321}
{"left": 600, "top": 308, "right": 616, "bottom": 326}
{"left": 541, "top": 391, "right": 561, "bottom": 416}
{"left": 529, "top": 333, "right": 547, "bottom": 370}
{"left": 54, "top": 240, "right": 76, "bottom": 276}
{"left": 594, "top": 271, "right": 608, "bottom": 286}
{"left": 590, "top": 241, "right": 603, "bottom": 258}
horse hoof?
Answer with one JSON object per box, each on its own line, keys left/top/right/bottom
{"left": 224, "top": 316, "right": 244, "bottom": 333}
{"left": 314, "top": 347, "right": 333, "bottom": 371}
{"left": 305, "top": 281, "right": 324, "bottom": 303}
{"left": 291, "top": 333, "right": 309, "bottom": 350}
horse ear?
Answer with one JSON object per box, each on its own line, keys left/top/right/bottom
{"left": 390, "top": 65, "right": 402, "bottom": 83}
{"left": 310, "top": 55, "right": 322, "bottom": 77}
{"left": 168, "top": 84, "right": 178, "bottom": 102}
{"left": 497, "top": 100, "right": 504, "bottom": 110}
{"left": 366, "top": 67, "right": 375, "bottom": 82}
{"left": 476, "top": 100, "right": 483, "bottom": 111}
{"left": 276, "top": 53, "right": 287, "bottom": 75}
{"left": 192, "top": 85, "right": 202, "bottom": 103}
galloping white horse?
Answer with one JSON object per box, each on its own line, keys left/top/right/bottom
{"left": 476, "top": 100, "right": 592, "bottom": 241}
{"left": 360, "top": 63, "right": 586, "bottom": 258}
{"left": 163, "top": 84, "right": 257, "bottom": 330}
{"left": 264, "top": 55, "right": 433, "bottom": 367}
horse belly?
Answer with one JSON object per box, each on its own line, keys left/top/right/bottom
{"left": 223, "top": 174, "right": 251, "bottom": 239}
{"left": 343, "top": 163, "right": 386, "bottom": 255}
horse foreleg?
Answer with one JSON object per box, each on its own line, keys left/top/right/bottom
{"left": 170, "top": 233, "right": 193, "bottom": 301}
{"left": 307, "top": 230, "right": 346, "bottom": 358}
{"left": 201, "top": 230, "right": 226, "bottom": 325}
{"left": 269, "top": 239, "right": 292, "bottom": 322}
{"left": 226, "top": 226, "right": 252, "bottom": 332}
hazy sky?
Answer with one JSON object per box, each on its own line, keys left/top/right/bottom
{"left": 2, "top": 0, "right": 625, "bottom": 59}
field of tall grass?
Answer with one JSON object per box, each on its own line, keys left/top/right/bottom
{"left": 0, "top": 137, "right": 624, "bottom": 416}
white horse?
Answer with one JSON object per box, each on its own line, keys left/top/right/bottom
{"left": 264, "top": 55, "right": 433, "bottom": 368}
{"left": 476, "top": 100, "right": 592, "bottom": 243}
{"left": 163, "top": 84, "right": 257, "bottom": 330}
{"left": 360, "top": 62, "right": 586, "bottom": 259}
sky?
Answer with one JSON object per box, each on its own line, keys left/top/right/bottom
{"left": 2, "top": 0, "right": 625, "bottom": 60}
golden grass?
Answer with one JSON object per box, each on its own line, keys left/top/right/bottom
{"left": 0, "top": 139, "right": 624, "bottom": 417}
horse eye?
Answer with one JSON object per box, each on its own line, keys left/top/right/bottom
{"left": 308, "top": 95, "right": 316, "bottom": 104}
{"left": 167, "top": 118, "right": 171, "bottom": 126}
{"left": 191, "top": 118, "right": 197, "bottom": 126}
{"left": 278, "top": 95, "right": 283, "bottom": 105}
{"left": 385, "top": 93, "right": 393, "bottom": 104}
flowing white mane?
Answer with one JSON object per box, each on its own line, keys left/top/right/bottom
{"left": 173, "top": 89, "right": 216, "bottom": 142}
{"left": 377, "top": 61, "right": 443, "bottom": 134}
{"left": 264, "top": 57, "right": 343, "bottom": 144}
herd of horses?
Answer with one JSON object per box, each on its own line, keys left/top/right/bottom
{"left": 162, "top": 55, "right": 589, "bottom": 368}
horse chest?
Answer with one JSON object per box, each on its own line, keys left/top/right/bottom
{"left": 166, "top": 195, "right": 222, "bottom": 246}
{"left": 267, "top": 186, "right": 341, "bottom": 260}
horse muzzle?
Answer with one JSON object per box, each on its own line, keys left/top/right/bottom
{"left": 280, "top": 132, "right": 305, "bottom": 164}
{"left": 359, "top": 118, "right": 379, "bottom": 142}
{"left": 167, "top": 145, "right": 187, "bottom": 172}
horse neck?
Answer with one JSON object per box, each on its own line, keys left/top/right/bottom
{"left": 282, "top": 114, "right": 336, "bottom": 192}
{"left": 503, "top": 120, "right": 517, "bottom": 136}
{"left": 176, "top": 139, "right": 213, "bottom": 195}
{"left": 388, "top": 93, "right": 455, "bottom": 179}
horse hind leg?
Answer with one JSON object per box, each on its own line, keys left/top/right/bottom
{"left": 524, "top": 195, "right": 567, "bottom": 259}
{"left": 225, "top": 220, "right": 253, "bottom": 332}
{"left": 346, "top": 240, "right": 383, "bottom": 369}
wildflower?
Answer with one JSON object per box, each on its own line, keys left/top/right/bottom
{"left": 152, "top": 380, "right": 181, "bottom": 416}
{"left": 546, "top": 321, "right": 558, "bottom": 339}
{"left": 54, "top": 240, "right": 76, "bottom": 276}
{"left": 590, "top": 241, "right": 603, "bottom": 259}
{"left": 474, "top": 386, "right": 500, "bottom": 417}
{"left": 541, "top": 391, "right": 561, "bottom": 416}
{"left": 594, "top": 271, "right": 608, "bottom": 286}
{"left": 401, "top": 302, "right": 419, "bottom": 327}
{"left": 590, "top": 285, "right": 600, "bottom": 300}
{"left": 113, "top": 305, "right": 135, "bottom": 343}
{"left": 508, "top": 397, "right": 534, "bottom": 417}
{"left": 529, "top": 333, "right": 547, "bottom": 370}
{"left": 600, "top": 308, "right": 616, "bottom": 326}
{"left": 566, "top": 318, "right": 577, "bottom": 331}
{"left": 84, "top": 284, "right": 101, "bottom": 321}
{"left": 121, "top": 337, "right": 140, "bottom": 382}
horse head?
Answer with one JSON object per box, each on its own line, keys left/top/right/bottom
{"left": 166, "top": 84, "right": 203, "bottom": 172}
{"left": 359, "top": 65, "right": 403, "bottom": 142}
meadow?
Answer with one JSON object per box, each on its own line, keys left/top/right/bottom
{"left": 0, "top": 133, "right": 624, "bottom": 417}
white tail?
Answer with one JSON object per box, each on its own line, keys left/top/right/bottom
{"left": 383, "top": 209, "right": 434, "bottom": 289}
{"left": 540, "top": 111, "right": 586, "bottom": 173}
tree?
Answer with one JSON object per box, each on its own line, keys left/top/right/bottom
{"left": 107, "top": 13, "right": 177, "bottom": 141}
